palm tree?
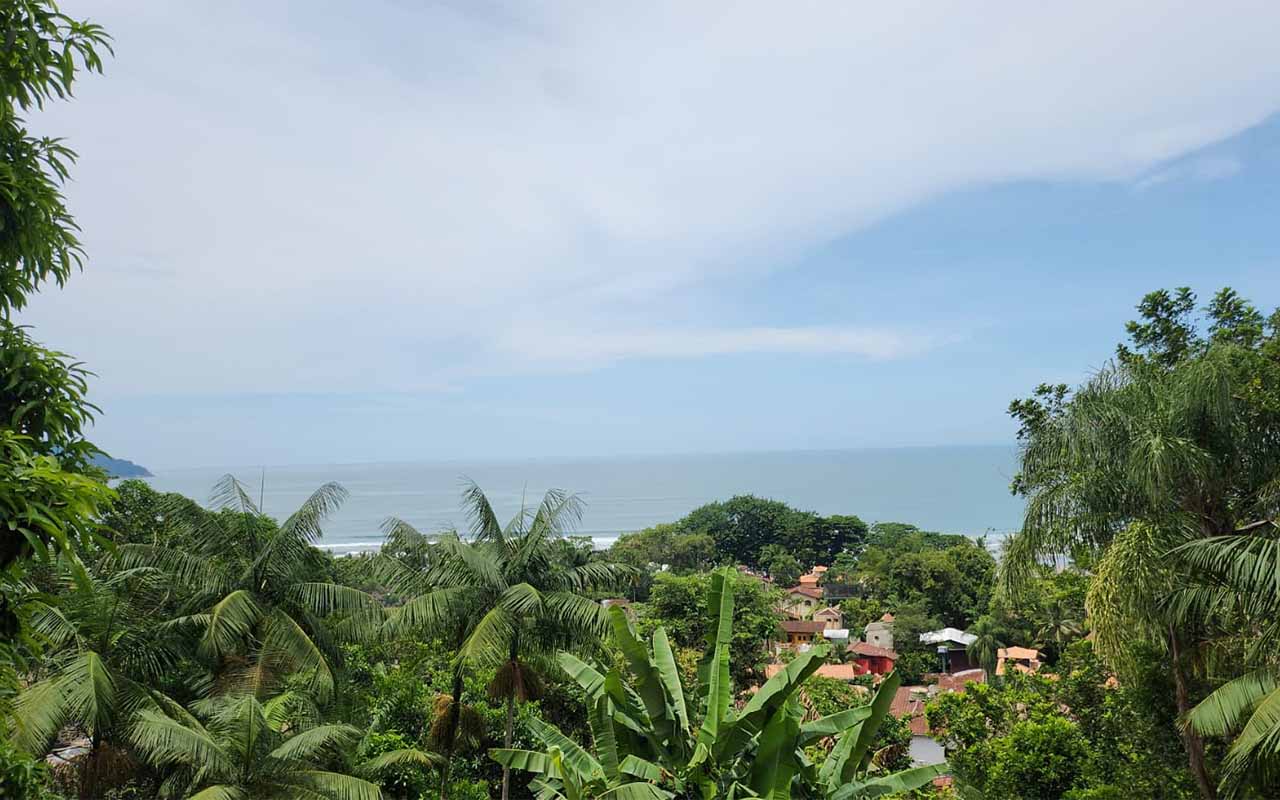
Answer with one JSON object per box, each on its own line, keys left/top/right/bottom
{"left": 12, "top": 563, "right": 184, "bottom": 798}
{"left": 1170, "top": 526, "right": 1280, "bottom": 796}
{"left": 1035, "top": 598, "right": 1083, "bottom": 658}
{"left": 118, "top": 475, "right": 384, "bottom": 702}
{"left": 375, "top": 483, "right": 633, "bottom": 800}
{"left": 965, "top": 616, "right": 1004, "bottom": 679}
{"left": 129, "top": 690, "right": 386, "bottom": 799}
{"left": 1000, "top": 311, "right": 1280, "bottom": 800}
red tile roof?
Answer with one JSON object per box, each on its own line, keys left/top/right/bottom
{"left": 848, "top": 641, "right": 898, "bottom": 660}
{"left": 890, "top": 686, "right": 931, "bottom": 735}
{"left": 786, "top": 585, "right": 824, "bottom": 599}
{"left": 934, "top": 668, "right": 986, "bottom": 692}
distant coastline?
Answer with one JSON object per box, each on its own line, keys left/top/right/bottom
{"left": 141, "top": 446, "right": 1024, "bottom": 555}
{"left": 93, "top": 454, "right": 153, "bottom": 478}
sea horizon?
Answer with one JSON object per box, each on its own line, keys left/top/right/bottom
{"left": 137, "top": 444, "right": 1025, "bottom": 555}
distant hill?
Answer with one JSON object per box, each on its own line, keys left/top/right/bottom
{"left": 91, "top": 454, "right": 153, "bottom": 478}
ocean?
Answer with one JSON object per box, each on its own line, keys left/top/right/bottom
{"left": 138, "top": 446, "right": 1025, "bottom": 554}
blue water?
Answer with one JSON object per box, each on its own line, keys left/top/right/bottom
{"left": 139, "top": 446, "right": 1024, "bottom": 553}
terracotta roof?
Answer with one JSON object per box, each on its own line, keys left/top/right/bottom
{"left": 935, "top": 668, "right": 987, "bottom": 692}
{"left": 890, "top": 686, "right": 931, "bottom": 735}
{"left": 786, "top": 585, "right": 824, "bottom": 599}
{"left": 766, "top": 663, "right": 862, "bottom": 682}
{"left": 998, "top": 646, "right": 1041, "bottom": 660}
{"left": 814, "top": 605, "right": 843, "bottom": 617}
{"left": 780, "top": 620, "right": 827, "bottom": 634}
{"left": 880, "top": 613, "right": 895, "bottom": 623}
{"left": 848, "top": 641, "right": 898, "bottom": 660}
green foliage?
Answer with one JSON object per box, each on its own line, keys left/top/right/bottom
{"left": 639, "top": 571, "right": 782, "bottom": 687}
{"left": 985, "top": 717, "right": 1090, "bottom": 799}
{"left": 495, "top": 568, "right": 946, "bottom": 799}
{"left": 608, "top": 523, "right": 718, "bottom": 575}
{"left": 0, "top": 737, "right": 53, "bottom": 800}
{"left": 1004, "top": 286, "right": 1280, "bottom": 797}
{"left": 117, "top": 475, "right": 382, "bottom": 702}
{"left": 0, "top": 0, "right": 109, "bottom": 312}
{"left": 674, "top": 495, "right": 867, "bottom": 570}
{"left": 129, "top": 691, "right": 382, "bottom": 800}
{"left": 927, "top": 641, "right": 1196, "bottom": 799}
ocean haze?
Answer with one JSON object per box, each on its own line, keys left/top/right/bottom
{"left": 138, "top": 445, "right": 1023, "bottom": 553}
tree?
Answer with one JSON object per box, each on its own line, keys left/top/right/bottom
{"left": 927, "top": 644, "right": 1196, "bottom": 799}
{"left": 966, "top": 616, "right": 1004, "bottom": 679}
{"left": 130, "top": 691, "right": 386, "bottom": 800}
{"left": 10, "top": 563, "right": 182, "bottom": 797}
{"left": 639, "top": 570, "right": 782, "bottom": 687}
{"left": 492, "top": 569, "right": 946, "bottom": 799}
{"left": 374, "top": 484, "right": 632, "bottom": 800}
{"left": 118, "top": 475, "right": 383, "bottom": 702}
{"left": 1001, "top": 287, "right": 1280, "bottom": 800}
{"left": 1175, "top": 526, "right": 1280, "bottom": 794}
{"left": 759, "top": 544, "right": 802, "bottom": 587}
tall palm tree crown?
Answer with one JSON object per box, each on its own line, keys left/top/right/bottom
{"left": 130, "top": 690, "right": 383, "bottom": 800}
{"left": 119, "top": 475, "right": 383, "bottom": 702}
{"left": 375, "top": 483, "right": 634, "bottom": 800}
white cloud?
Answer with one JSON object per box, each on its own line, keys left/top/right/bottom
{"left": 497, "top": 325, "right": 938, "bottom": 367}
{"left": 18, "top": 0, "right": 1280, "bottom": 396}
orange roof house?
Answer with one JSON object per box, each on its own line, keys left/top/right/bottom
{"left": 996, "top": 646, "right": 1043, "bottom": 676}
{"left": 765, "top": 662, "right": 862, "bottom": 683}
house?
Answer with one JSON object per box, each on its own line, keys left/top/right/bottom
{"left": 813, "top": 606, "right": 844, "bottom": 630}
{"left": 933, "top": 668, "right": 987, "bottom": 692}
{"left": 996, "top": 646, "right": 1043, "bottom": 676}
{"left": 780, "top": 585, "right": 824, "bottom": 618}
{"left": 797, "top": 564, "right": 828, "bottom": 588}
{"left": 864, "top": 613, "right": 895, "bottom": 651}
{"left": 848, "top": 641, "right": 898, "bottom": 676}
{"left": 765, "top": 662, "right": 863, "bottom": 683}
{"left": 821, "top": 628, "right": 851, "bottom": 645}
{"left": 920, "top": 628, "right": 978, "bottom": 674}
{"left": 890, "top": 685, "right": 944, "bottom": 766}
{"left": 780, "top": 619, "right": 827, "bottom": 648}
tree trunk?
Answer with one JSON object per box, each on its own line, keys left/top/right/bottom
{"left": 1170, "top": 630, "right": 1216, "bottom": 800}
{"left": 501, "top": 688, "right": 515, "bottom": 800}
{"left": 438, "top": 669, "right": 465, "bottom": 800}
{"left": 501, "top": 633, "right": 520, "bottom": 800}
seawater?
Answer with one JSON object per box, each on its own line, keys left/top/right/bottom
{"left": 138, "top": 446, "right": 1024, "bottom": 554}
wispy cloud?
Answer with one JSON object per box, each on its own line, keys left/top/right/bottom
{"left": 1133, "top": 154, "right": 1243, "bottom": 191}
{"left": 497, "top": 325, "right": 940, "bottom": 367}
{"left": 19, "top": 0, "right": 1280, "bottom": 397}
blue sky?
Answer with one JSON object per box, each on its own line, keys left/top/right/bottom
{"left": 18, "top": 2, "right": 1280, "bottom": 468}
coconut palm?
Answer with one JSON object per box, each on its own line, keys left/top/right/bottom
{"left": 129, "top": 690, "right": 386, "bottom": 800}
{"left": 965, "top": 616, "right": 1004, "bottom": 679}
{"left": 118, "top": 475, "right": 383, "bottom": 702}
{"left": 375, "top": 483, "right": 633, "bottom": 800}
{"left": 12, "top": 563, "right": 184, "bottom": 797}
{"left": 1035, "top": 598, "right": 1083, "bottom": 657}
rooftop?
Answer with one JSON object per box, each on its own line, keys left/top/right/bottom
{"left": 849, "top": 641, "right": 898, "bottom": 660}
{"left": 920, "top": 627, "right": 977, "bottom": 646}
{"left": 780, "top": 620, "right": 827, "bottom": 634}
{"left": 786, "top": 585, "right": 824, "bottom": 600}
{"left": 765, "top": 662, "right": 862, "bottom": 682}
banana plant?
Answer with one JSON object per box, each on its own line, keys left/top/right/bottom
{"left": 492, "top": 568, "right": 947, "bottom": 799}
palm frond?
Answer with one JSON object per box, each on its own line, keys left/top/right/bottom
{"left": 268, "top": 724, "right": 362, "bottom": 763}
{"left": 259, "top": 608, "right": 335, "bottom": 702}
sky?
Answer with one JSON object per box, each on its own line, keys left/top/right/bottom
{"left": 17, "top": 1, "right": 1280, "bottom": 469}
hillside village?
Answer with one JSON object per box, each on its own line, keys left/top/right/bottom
{"left": 767, "top": 563, "right": 1045, "bottom": 766}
